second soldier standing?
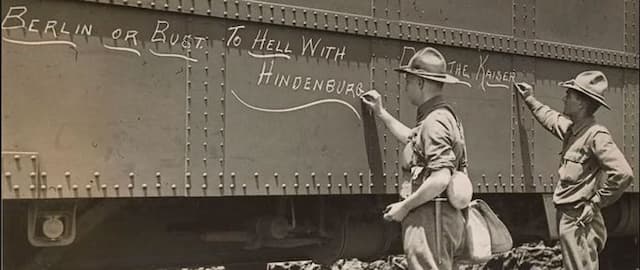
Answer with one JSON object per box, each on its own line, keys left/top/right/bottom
{"left": 361, "top": 47, "right": 471, "bottom": 270}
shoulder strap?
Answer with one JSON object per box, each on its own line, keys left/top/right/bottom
{"left": 413, "top": 103, "right": 469, "bottom": 172}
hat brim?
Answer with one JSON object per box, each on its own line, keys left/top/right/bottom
{"left": 394, "top": 67, "right": 470, "bottom": 86}
{"left": 559, "top": 80, "right": 611, "bottom": 110}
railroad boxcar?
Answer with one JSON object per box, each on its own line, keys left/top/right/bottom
{"left": 2, "top": 0, "right": 638, "bottom": 269}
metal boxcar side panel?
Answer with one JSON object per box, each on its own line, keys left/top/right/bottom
{"left": 1, "top": 1, "right": 197, "bottom": 198}
{"left": 535, "top": 0, "right": 625, "bottom": 51}
{"left": 223, "top": 22, "right": 374, "bottom": 195}
{"left": 624, "top": 69, "right": 640, "bottom": 191}
{"left": 2, "top": 0, "right": 638, "bottom": 198}
{"left": 184, "top": 15, "right": 228, "bottom": 197}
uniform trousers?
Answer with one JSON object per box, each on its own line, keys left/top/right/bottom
{"left": 556, "top": 203, "right": 607, "bottom": 270}
{"left": 401, "top": 200, "right": 465, "bottom": 270}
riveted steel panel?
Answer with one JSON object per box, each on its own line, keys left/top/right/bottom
{"left": 183, "top": 17, "right": 227, "bottom": 197}
{"left": 1, "top": 152, "right": 39, "bottom": 199}
{"left": 512, "top": 56, "right": 537, "bottom": 192}
{"left": 624, "top": 69, "right": 639, "bottom": 191}
{"left": 624, "top": 0, "right": 639, "bottom": 54}
{"left": 245, "top": 0, "right": 371, "bottom": 17}
{"left": 536, "top": 0, "right": 625, "bottom": 51}
{"left": 513, "top": 0, "right": 536, "bottom": 39}
{"left": 1, "top": 0, "right": 193, "bottom": 198}
{"left": 77, "top": 0, "right": 640, "bottom": 68}
{"left": 439, "top": 48, "right": 515, "bottom": 193}
{"left": 371, "top": 39, "right": 403, "bottom": 194}
{"left": 223, "top": 22, "right": 372, "bottom": 195}
{"left": 395, "top": 0, "right": 513, "bottom": 36}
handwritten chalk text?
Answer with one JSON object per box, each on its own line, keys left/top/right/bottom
{"left": 257, "top": 60, "right": 365, "bottom": 99}
{"left": 2, "top": 6, "right": 93, "bottom": 37}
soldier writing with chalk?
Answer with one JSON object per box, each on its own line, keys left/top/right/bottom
{"left": 514, "top": 71, "right": 634, "bottom": 270}
{"left": 361, "top": 47, "right": 473, "bottom": 270}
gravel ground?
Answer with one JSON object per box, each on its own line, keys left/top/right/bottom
{"left": 180, "top": 241, "right": 562, "bottom": 270}
{"left": 265, "top": 241, "right": 562, "bottom": 270}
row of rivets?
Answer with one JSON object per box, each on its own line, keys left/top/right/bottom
{"left": 93, "top": 0, "right": 638, "bottom": 68}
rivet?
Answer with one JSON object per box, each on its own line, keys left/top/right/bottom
{"left": 306, "top": 184, "right": 310, "bottom": 188}
{"left": 85, "top": 184, "right": 92, "bottom": 190}
{"left": 265, "top": 184, "right": 270, "bottom": 188}
{"left": 30, "top": 184, "right": 36, "bottom": 190}
{"left": 156, "top": 172, "right": 161, "bottom": 177}
{"left": 72, "top": 185, "right": 78, "bottom": 190}
{"left": 41, "top": 172, "right": 47, "bottom": 177}
{"left": 203, "top": 173, "right": 208, "bottom": 177}
{"left": 101, "top": 184, "right": 107, "bottom": 189}
{"left": 316, "top": 183, "right": 321, "bottom": 188}
{"left": 128, "top": 183, "right": 133, "bottom": 189}
{"left": 13, "top": 155, "right": 20, "bottom": 160}
{"left": 30, "top": 155, "right": 36, "bottom": 160}
{"left": 4, "top": 172, "right": 11, "bottom": 177}
{"left": 129, "top": 172, "right": 135, "bottom": 178}
{"left": 231, "top": 172, "right": 236, "bottom": 177}
{"left": 186, "top": 172, "right": 191, "bottom": 177}
{"left": 114, "top": 184, "right": 120, "bottom": 189}
{"left": 65, "top": 171, "right": 71, "bottom": 177}
{"left": 142, "top": 184, "right": 147, "bottom": 189}
{"left": 202, "top": 184, "right": 207, "bottom": 189}
{"left": 57, "top": 185, "right": 62, "bottom": 190}
{"left": 311, "top": 172, "right": 316, "bottom": 177}
{"left": 155, "top": 183, "right": 161, "bottom": 188}
{"left": 186, "top": 184, "right": 191, "bottom": 189}
{"left": 219, "top": 184, "right": 224, "bottom": 189}
{"left": 11, "top": 185, "right": 18, "bottom": 190}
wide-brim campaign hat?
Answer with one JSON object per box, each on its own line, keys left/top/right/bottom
{"left": 558, "top": 70, "right": 611, "bottom": 110}
{"left": 394, "top": 47, "right": 470, "bottom": 87}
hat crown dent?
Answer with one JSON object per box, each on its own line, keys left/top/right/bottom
{"left": 574, "top": 70, "right": 608, "bottom": 96}
{"left": 560, "top": 70, "right": 611, "bottom": 110}
{"left": 408, "top": 47, "right": 447, "bottom": 74}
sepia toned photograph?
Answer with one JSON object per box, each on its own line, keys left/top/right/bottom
{"left": 2, "top": 0, "right": 638, "bottom": 269}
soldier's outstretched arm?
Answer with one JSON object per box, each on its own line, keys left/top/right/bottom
{"left": 361, "top": 90, "right": 412, "bottom": 143}
{"left": 514, "top": 83, "right": 572, "bottom": 141}
{"left": 588, "top": 132, "right": 634, "bottom": 208}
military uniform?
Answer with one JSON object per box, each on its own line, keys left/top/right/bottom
{"left": 401, "top": 95, "right": 467, "bottom": 270}
{"left": 523, "top": 95, "right": 633, "bottom": 270}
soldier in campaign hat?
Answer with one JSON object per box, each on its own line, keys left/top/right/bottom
{"left": 515, "top": 71, "right": 634, "bottom": 270}
{"left": 362, "top": 47, "right": 471, "bottom": 270}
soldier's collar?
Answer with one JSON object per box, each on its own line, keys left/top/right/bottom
{"left": 570, "top": 116, "right": 595, "bottom": 135}
{"left": 416, "top": 95, "right": 447, "bottom": 124}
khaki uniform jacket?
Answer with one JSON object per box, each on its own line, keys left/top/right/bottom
{"left": 524, "top": 96, "right": 634, "bottom": 207}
